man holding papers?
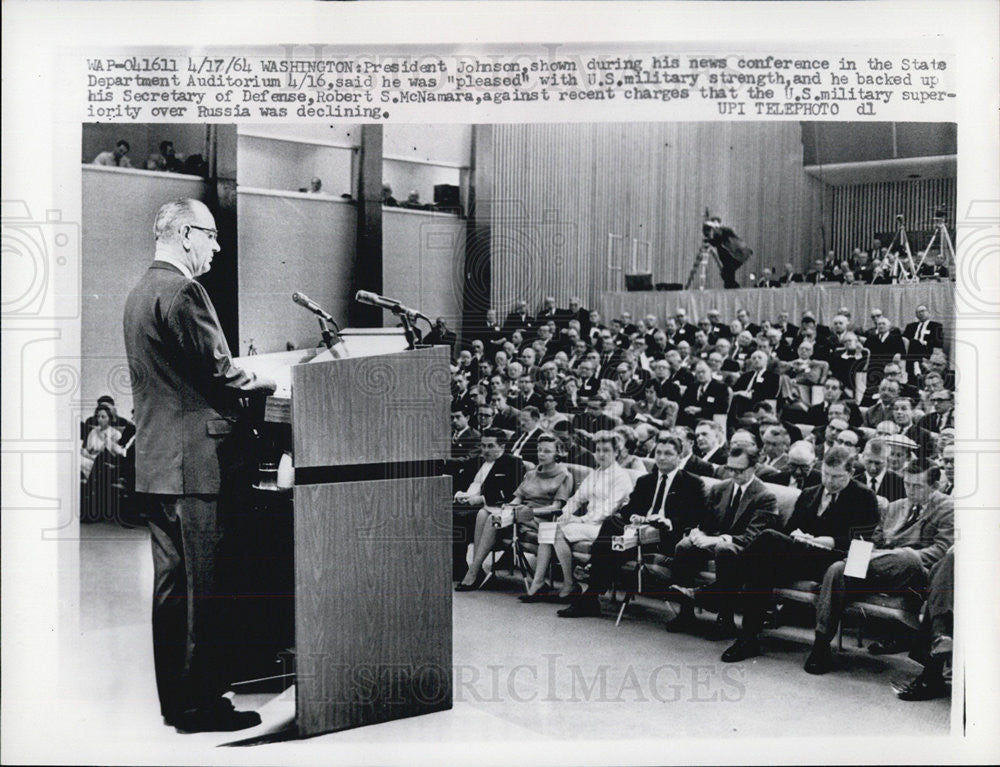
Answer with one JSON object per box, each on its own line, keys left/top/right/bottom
{"left": 721, "top": 446, "right": 879, "bottom": 663}
{"left": 804, "top": 457, "right": 954, "bottom": 674}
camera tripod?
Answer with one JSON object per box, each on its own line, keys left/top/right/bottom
{"left": 914, "top": 213, "right": 956, "bottom": 277}
{"left": 871, "top": 215, "right": 920, "bottom": 284}
{"left": 684, "top": 240, "right": 724, "bottom": 290}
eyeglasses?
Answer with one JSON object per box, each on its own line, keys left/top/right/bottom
{"left": 187, "top": 224, "right": 218, "bottom": 241}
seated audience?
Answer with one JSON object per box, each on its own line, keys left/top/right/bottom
{"left": 552, "top": 420, "right": 597, "bottom": 468}
{"left": 557, "top": 433, "right": 706, "bottom": 618}
{"left": 459, "top": 434, "right": 573, "bottom": 592}
{"left": 805, "top": 457, "right": 953, "bottom": 674}
{"left": 721, "top": 446, "right": 880, "bottom": 662}
{"left": 92, "top": 139, "right": 132, "bottom": 168}
{"left": 508, "top": 406, "right": 545, "bottom": 467}
{"left": 613, "top": 425, "right": 647, "bottom": 472}
{"left": 677, "top": 360, "right": 730, "bottom": 427}
{"left": 533, "top": 430, "right": 637, "bottom": 604}
{"left": 695, "top": 419, "right": 728, "bottom": 465}
{"left": 538, "top": 393, "right": 569, "bottom": 433}
{"left": 670, "top": 425, "right": 717, "bottom": 478}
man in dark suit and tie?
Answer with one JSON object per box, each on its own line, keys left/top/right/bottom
{"left": 729, "top": 351, "right": 779, "bottom": 426}
{"left": 448, "top": 405, "right": 481, "bottom": 476}
{"left": 535, "top": 295, "right": 560, "bottom": 326}
{"left": 503, "top": 299, "right": 535, "bottom": 340}
{"left": 854, "top": 438, "right": 906, "bottom": 504}
{"left": 673, "top": 307, "right": 699, "bottom": 346}
{"left": 722, "top": 446, "right": 880, "bottom": 662}
{"left": 558, "top": 434, "right": 708, "bottom": 618}
{"left": 677, "top": 361, "right": 730, "bottom": 427}
{"left": 488, "top": 390, "right": 520, "bottom": 433}
{"left": 806, "top": 377, "right": 863, "bottom": 429}
{"left": 452, "top": 430, "right": 525, "bottom": 578}
{"left": 595, "top": 328, "right": 625, "bottom": 379}
{"left": 865, "top": 315, "right": 907, "bottom": 379}
{"left": 805, "top": 458, "right": 954, "bottom": 673}
{"left": 918, "top": 390, "right": 955, "bottom": 434}
{"left": 123, "top": 199, "right": 277, "bottom": 733}
{"left": 507, "top": 407, "right": 544, "bottom": 467}
{"left": 670, "top": 425, "right": 717, "bottom": 479}
{"left": 695, "top": 420, "right": 729, "bottom": 466}
{"left": 902, "top": 305, "right": 944, "bottom": 378}
{"left": 666, "top": 444, "right": 781, "bottom": 636}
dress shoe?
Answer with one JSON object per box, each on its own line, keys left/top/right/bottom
{"left": 519, "top": 588, "right": 556, "bottom": 603}
{"left": 894, "top": 673, "right": 949, "bottom": 701}
{"left": 721, "top": 637, "right": 762, "bottom": 663}
{"left": 556, "top": 595, "right": 602, "bottom": 618}
{"left": 804, "top": 643, "right": 834, "bottom": 675}
{"left": 554, "top": 584, "right": 582, "bottom": 603}
{"left": 172, "top": 700, "right": 261, "bottom": 733}
{"left": 664, "top": 607, "right": 697, "bottom": 633}
{"left": 867, "top": 636, "right": 910, "bottom": 655}
{"left": 706, "top": 614, "right": 738, "bottom": 640}
{"left": 455, "top": 572, "right": 486, "bottom": 592}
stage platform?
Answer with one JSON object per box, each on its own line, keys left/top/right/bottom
{"left": 599, "top": 281, "right": 955, "bottom": 348}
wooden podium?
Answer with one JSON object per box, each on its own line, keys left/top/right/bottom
{"left": 244, "top": 341, "right": 453, "bottom": 736}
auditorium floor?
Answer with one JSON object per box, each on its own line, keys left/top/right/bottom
{"left": 63, "top": 522, "right": 949, "bottom": 762}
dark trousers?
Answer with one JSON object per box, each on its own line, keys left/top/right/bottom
{"left": 671, "top": 537, "right": 744, "bottom": 616}
{"left": 911, "top": 547, "right": 954, "bottom": 665}
{"left": 718, "top": 253, "right": 741, "bottom": 289}
{"left": 147, "top": 494, "right": 231, "bottom": 720}
{"left": 585, "top": 516, "right": 676, "bottom": 595}
{"left": 452, "top": 504, "right": 480, "bottom": 577}
{"left": 737, "top": 529, "right": 846, "bottom": 637}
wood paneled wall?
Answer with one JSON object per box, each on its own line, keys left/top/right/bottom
{"left": 488, "top": 122, "right": 826, "bottom": 312}
{"left": 830, "top": 177, "right": 956, "bottom": 256}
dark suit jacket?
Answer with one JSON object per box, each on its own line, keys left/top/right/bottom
{"left": 806, "top": 399, "right": 863, "bottom": 429}
{"left": 617, "top": 469, "right": 709, "bottom": 546}
{"left": 703, "top": 476, "right": 781, "bottom": 548}
{"left": 681, "top": 454, "right": 717, "bottom": 479}
{"left": 917, "top": 409, "right": 955, "bottom": 434}
{"left": 902, "top": 320, "right": 944, "bottom": 359}
{"left": 733, "top": 370, "right": 780, "bottom": 403}
{"left": 864, "top": 332, "right": 907, "bottom": 372}
{"left": 123, "top": 262, "right": 272, "bottom": 495}
{"left": 677, "top": 379, "right": 731, "bottom": 425}
{"left": 829, "top": 348, "right": 870, "bottom": 392}
{"left": 502, "top": 311, "right": 535, "bottom": 338}
{"left": 854, "top": 468, "right": 906, "bottom": 503}
{"left": 702, "top": 444, "right": 729, "bottom": 466}
{"left": 451, "top": 425, "right": 481, "bottom": 458}
{"left": 783, "top": 479, "right": 880, "bottom": 551}
{"left": 454, "top": 453, "right": 525, "bottom": 506}
{"left": 507, "top": 426, "right": 544, "bottom": 466}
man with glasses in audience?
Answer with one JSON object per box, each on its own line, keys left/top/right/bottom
{"left": 937, "top": 444, "right": 955, "bottom": 495}
{"left": 666, "top": 444, "right": 780, "bottom": 638}
{"left": 805, "top": 457, "right": 954, "bottom": 674}
{"left": 918, "top": 390, "right": 955, "bottom": 435}
{"left": 772, "top": 440, "right": 822, "bottom": 489}
{"left": 722, "top": 446, "right": 879, "bottom": 663}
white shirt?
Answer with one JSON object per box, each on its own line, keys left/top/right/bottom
{"left": 466, "top": 459, "right": 496, "bottom": 497}
{"left": 562, "top": 463, "right": 635, "bottom": 524}
{"left": 648, "top": 468, "right": 679, "bottom": 522}
{"left": 864, "top": 469, "right": 886, "bottom": 493}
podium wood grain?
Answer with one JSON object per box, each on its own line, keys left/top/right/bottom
{"left": 292, "top": 345, "right": 451, "bottom": 468}
{"left": 294, "top": 477, "right": 453, "bottom": 735}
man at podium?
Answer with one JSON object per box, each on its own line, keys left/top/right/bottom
{"left": 123, "top": 199, "right": 277, "bottom": 733}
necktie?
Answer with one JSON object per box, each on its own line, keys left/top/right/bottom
{"left": 869, "top": 475, "right": 879, "bottom": 494}
{"left": 720, "top": 486, "right": 743, "bottom": 532}
{"left": 818, "top": 491, "right": 837, "bottom": 516}
{"left": 512, "top": 432, "right": 529, "bottom": 455}
{"left": 649, "top": 473, "right": 668, "bottom": 516}
{"left": 902, "top": 503, "right": 922, "bottom": 529}
{"left": 698, "top": 384, "right": 706, "bottom": 401}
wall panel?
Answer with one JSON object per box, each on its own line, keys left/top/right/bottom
{"left": 489, "top": 122, "right": 827, "bottom": 312}
{"left": 238, "top": 191, "right": 356, "bottom": 355}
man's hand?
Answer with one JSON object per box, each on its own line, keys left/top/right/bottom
{"left": 684, "top": 406, "right": 701, "bottom": 415}
{"left": 629, "top": 514, "right": 646, "bottom": 525}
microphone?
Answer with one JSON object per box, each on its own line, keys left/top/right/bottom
{"left": 292, "top": 292, "right": 339, "bottom": 327}
{"left": 354, "top": 290, "right": 429, "bottom": 323}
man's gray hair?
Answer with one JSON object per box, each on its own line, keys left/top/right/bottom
{"left": 153, "top": 198, "right": 201, "bottom": 242}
